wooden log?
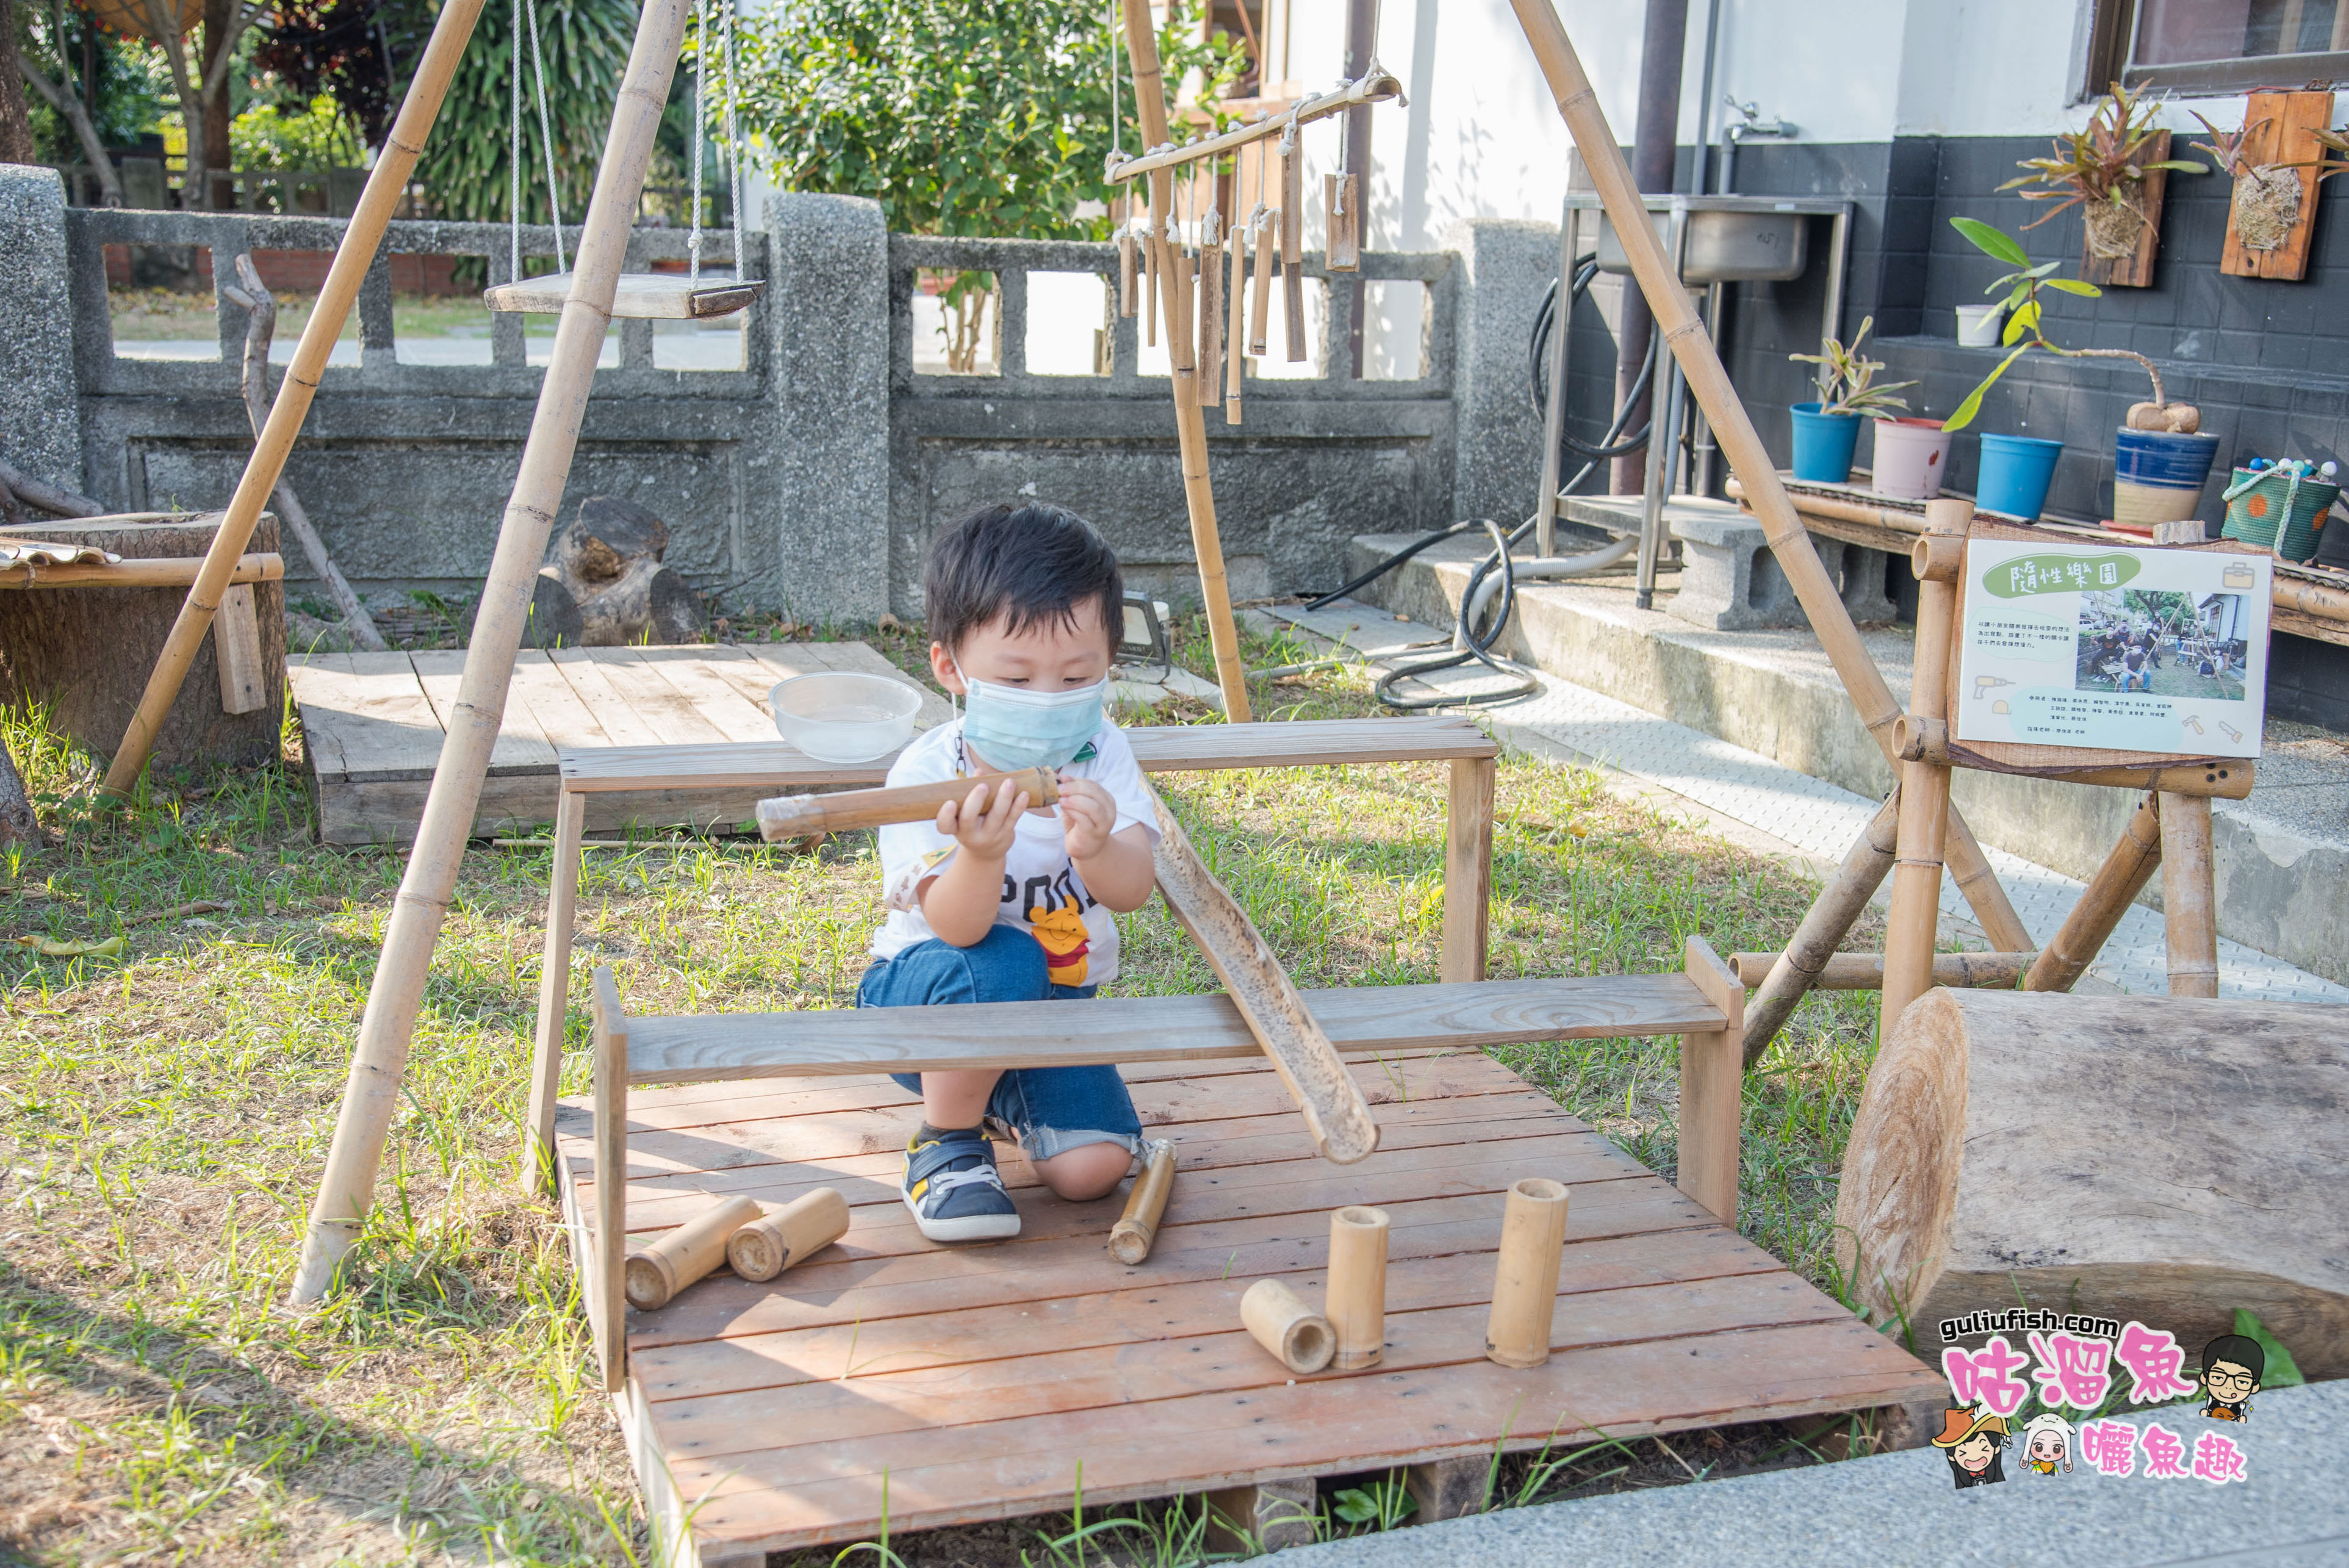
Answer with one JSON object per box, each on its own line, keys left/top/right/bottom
{"left": 0, "top": 458, "right": 104, "bottom": 520}
{"left": 1484, "top": 1177, "right": 1569, "bottom": 1368}
{"left": 1743, "top": 789, "right": 1899, "bottom": 1065}
{"left": 1879, "top": 499, "right": 1966, "bottom": 1043}
{"left": 522, "top": 788, "right": 586, "bottom": 1193}
{"left": 726, "top": 1187, "right": 851, "bottom": 1282}
{"left": 625, "top": 1193, "right": 763, "bottom": 1311}
{"left": 1404, "top": 1455, "right": 1489, "bottom": 1522}
{"left": 1106, "top": 1137, "right": 1176, "bottom": 1265}
{"left": 755, "top": 768, "right": 1059, "bottom": 843}
{"left": 2025, "top": 793, "right": 2160, "bottom": 993}
{"left": 1327, "top": 1204, "right": 1390, "bottom": 1370}
{"left": 1835, "top": 988, "right": 2349, "bottom": 1380}
{"left": 1151, "top": 798, "right": 1380, "bottom": 1163}
{"left": 1732, "top": 950, "right": 2035, "bottom": 991}
{"left": 2159, "top": 791, "right": 2219, "bottom": 998}
{"left": 1677, "top": 937, "right": 1743, "bottom": 1223}
{"left": 1239, "top": 1277, "right": 1336, "bottom": 1374}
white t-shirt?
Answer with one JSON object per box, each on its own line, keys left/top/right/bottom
{"left": 869, "top": 717, "right": 1160, "bottom": 987}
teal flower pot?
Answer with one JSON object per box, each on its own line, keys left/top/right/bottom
{"left": 1790, "top": 401, "right": 1863, "bottom": 484}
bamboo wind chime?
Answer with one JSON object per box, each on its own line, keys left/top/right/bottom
{"left": 1110, "top": 0, "right": 1400, "bottom": 719}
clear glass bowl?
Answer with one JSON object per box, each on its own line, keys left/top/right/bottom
{"left": 768, "top": 672, "right": 922, "bottom": 763}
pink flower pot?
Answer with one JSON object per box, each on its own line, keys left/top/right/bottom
{"left": 1871, "top": 417, "right": 1950, "bottom": 500}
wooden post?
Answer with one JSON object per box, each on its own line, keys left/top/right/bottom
{"left": 1200, "top": 1479, "right": 1317, "bottom": 1555}
{"left": 1678, "top": 935, "right": 1743, "bottom": 1222}
{"left": 1483, "top": 1177, "right": 1569, "bottom": 1367}
{"left": 624, "top": 1193, "right": 761, "bottom": 1311}
{"left": 1240, "top": 1278, "right": 1336, "bottom": 1373}
{"left": 213, "top": 583, "right": 266, "bottom": 714}
{"left": 1107, "top": 1138, "right": 1177, "bottom": 1264}
{"left": 1326, "top": 1204, "right": 1389, "bottom": 1370}
{"left": 288, "top": 0, "right": 695, "bottom": 1306}
{"left": 592, "top": 965, "right": 629, "bottom": 1392}
{"left": 727, "top": 1187, "right": 851, "bottom": 1281}
{"left": 1743, "top": 788, "right": 1899, "bottom": 1064}
{"left": 523, "top": 788, "right": 588, "bottom": 1193}
{"left": 99, "top": 0, "right": 490, "bottom": 797}
{"left": 2025, "top": 793, "right": 2160, "bottom": 993}
{"left": 2158, "top": 791, "right": 2219, "bottom": 998}
{"left": 1877, "top": 500, "right": 1966, "bottom": 1042}
{"left": 1499, "top": 0, "right": 2031, "bottom": 958}
{"left": 1404, "top": 1457, "right": 1490, "bottom": 1522}
{"left": 1119, "top": 0, "right": 1252, "bottom": 722}
{"left": 1441, "top": 753, "right": 1494, "bottom": 983}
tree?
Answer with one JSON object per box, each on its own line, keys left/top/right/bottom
{"left": 2, "top": 0, "right": 40, "bottom": 164}
{"left": 11, "top": 0, "right": 126, "bottom": 200}
{"left": 142, "top": 0, "right": 268, "bottom": 208}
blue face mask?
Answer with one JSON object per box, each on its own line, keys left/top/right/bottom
{"left": 955, "top": 669, "right": 1107, "bottom": 772}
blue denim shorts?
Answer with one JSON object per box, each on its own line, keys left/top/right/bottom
{"left": 857, "top": 926, "right": 1142, "bottom": 1162}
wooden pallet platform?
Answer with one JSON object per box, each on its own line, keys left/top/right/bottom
{"left": 286, "top": 643, "right": 951, "bottom": 844}
{"left": 554, "top": 1047, "right": 1943, "bottom": 1564}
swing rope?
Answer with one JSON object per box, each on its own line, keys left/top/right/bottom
{"left": 512, "top": 0, "right": 566, "bottom": 274}
{"left": 688, "top": 0, "right": 707, "bottom": 282}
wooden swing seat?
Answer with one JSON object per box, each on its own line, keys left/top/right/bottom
{"left": 481, "top": 272, "right": 766, "bottom": 319}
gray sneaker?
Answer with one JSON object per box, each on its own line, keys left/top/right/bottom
{"left": 901, "top": 1126, "right": 1021, "bottom": 1242}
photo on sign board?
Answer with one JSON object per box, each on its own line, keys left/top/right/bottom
{"left": 2073, "top": 588, "right": 2247, "bottom": 701}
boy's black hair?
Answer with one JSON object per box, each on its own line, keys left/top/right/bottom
{"left": 2203, "top": 1334, "right": 2265, "bottom": 1383}
{"left": 924, "top": 501, "right": 1123, "bottom": 655}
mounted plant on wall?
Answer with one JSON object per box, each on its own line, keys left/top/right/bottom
{"left": 2195, "top": 91, "right": 2345, "bottom": 281}
{"left": 1943, "top": 218, "right": 2216, "bottom": 525}
{"left": 2004, "top": 82, "right": 2198, "bottom": 288}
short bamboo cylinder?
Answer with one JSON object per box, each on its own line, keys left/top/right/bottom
{"left": 1326, "top": 1205, "right": 1390, "bottom": 1370}
{"left": 624, "top": 1193, "right": 761, "bottom": 1311}
{"left": 1484, "top": 1178, "right": 1570, "bottom": 1368}
{"left": 725, "top": 1187, "right": 851, "bottom": 1283}
{"left": 1107, "top": 1139, "right": 1177, "bottom": 1265}
{"left": 1240, "top": 1278, "right": 1336, "bottom": 1375}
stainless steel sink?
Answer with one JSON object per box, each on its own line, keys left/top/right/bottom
{"left": 1595, "top": 209, "right": 1810, "bottom": 284}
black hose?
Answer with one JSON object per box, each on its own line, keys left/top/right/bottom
{"left": 1530, "top": 255, "right": 1657, "bottom": 462}
{"left": 1372, "top": 518, "right": 1540, "bottom": 710}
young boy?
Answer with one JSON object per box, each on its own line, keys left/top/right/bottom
{"left": 858, "top": 501, "right": 1160, "bottom": 1242}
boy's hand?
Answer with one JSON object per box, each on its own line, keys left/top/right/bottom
{"left": 936, "top": 776, "right": 1028, "bottom": 862}
{"left": 1057, "top": 775, "right": 1121, "bottom": 861}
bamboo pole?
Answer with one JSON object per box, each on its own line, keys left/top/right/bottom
{"left": 99, "top": 0, "right": 490, "bottom": 798}
{"left": 754, "top": 768, "right": 1059, "bottom": 842}
{"left": 1120, "top": 0, "right": 1251, "bottom": 721}
{"left": 1484, "top": 1178, "right": 1569, "bottom": 1368}
{"left": 2025, "top": 793, "right": 2162, "bottom": 993}
{"left": 1732, "top": 949, "right": 2037, "bottom": 990}
{"left": 2158, "top": 791, "right": 2220, "bottom": 998}
{"left": 1877, "top": 499, "right": 1967, "bottom": 1041}
{"left": 1240, "top": 1278, "right": 1336, "bottom": 1373}
{"left": 522, "top": 788, "right": 586, "bottom": 1193}
{"left": 1326, "top": 1205, "right": 1389, "bottom": 1370}
{"left": 1743, "top": 789, "right": 1899, "bottom": 1065}
{"left": 0, "top": 554, "right": 282, "bottom": 589}
{"left": 1107, "top": 1138, "right": 1177, "bottom": 1264}
{"left": 727, "top": 1187, "right": 851, "bottom": 1281}
{"left": 1104, "top": 68, "right": 1400, "bottom": 184}
{"left": 289, "top": 0, "right": 695, "bottom": 1306}
{"left": 1500, "top": 0, "right": 2029, "bottom": 957}
{"left": 625, "top": 1193, "right": 761, "bottom": 1311}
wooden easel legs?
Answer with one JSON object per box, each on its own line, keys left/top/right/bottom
{"left": 2024, "top": 793, "right": 2161, "bottom": 992}
{"left": 522, "top": 788, "right": 587, "bottom": 1194}
{"left": 1743, "top": 789, "right": 1899, "bottom": 1065}
{"left": 2158, "top": 792, "right": 2220, "bottom": 997}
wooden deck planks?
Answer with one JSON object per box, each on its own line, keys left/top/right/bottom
{"left": 558, "top": 1047, "right": 1943, "bottom": 1559}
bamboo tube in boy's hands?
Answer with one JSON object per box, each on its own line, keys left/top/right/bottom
{"left": 757, "top": 768, "right": 1059, "bottom": 842}
{"left": 1240, "top": 1278, "right": 1336, "bottom": 1373}
{"left": 1107, "top": 1138, "right": 1176, "bottom": 1264}
{"left": 1484, "top": 1179, "right": 1570, "bottom": 1367}
{"left": 1327, "top": 1205, "right": 1390, "bottom": 1369}
{"left": 625, "top": 1193, "right": 761, "bottom": 1311}
{"left": 726, "top": 1187, "right": 851, "bottom": 1282}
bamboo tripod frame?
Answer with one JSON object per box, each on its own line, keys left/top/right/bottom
{"left": 289, "top": 0, "right": 696, "bottom": 1304}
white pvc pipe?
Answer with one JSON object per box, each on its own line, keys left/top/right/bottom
{"left": 1455, "top": 535, "right": 1638, "bottom": 650}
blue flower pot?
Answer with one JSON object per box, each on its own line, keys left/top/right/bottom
{"left": 2113, "top": 429, "right": 2220, "bottom": 527}
{"left": 1790, "top": 401, "right": 1864, "bottom": 484}
{"left": 1976, "top": 433, "right": 2065, "bottom": 521}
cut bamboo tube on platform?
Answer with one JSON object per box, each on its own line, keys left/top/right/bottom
{"left": 289, "top": 0, "right": 694, "bottom": 1307}
{"left": 727, "top": 1187, "right": 851, "bottom": 1282}
{"left": 1732, "top": 949, "right": 2037, "bottom": 990}
{"left": 1240, "top": 1278, "right": 1336, "bottom": 1373}
{"left": 1484, "top": 1178, "right": 1569, "bottom": 1368}
{"left": 755, "top": 768, "right": 1059, "bottom": 842}
{"left": 625, "top": 1193, "right": 760, "bottom": 1311}
{"left": 1107, "top": 1138, "right": 1177, "bottom": 1265}
{"left": 1249, "top": 209, "right": 1276, "bottom": 356}
{"left": 2159, "top": 791, "right": 2219, "bottom": 998}
{"left": 1279, "top": 132, "right": 1306, "bottom": 363}
{"left": 1877, "top": 499, "right": 1968, "bottom": 1042}
{"left": 1743, "top": 788, "right": 1900, "bottom": 1065}
{"left": 102, "top": 0, "right": 490, "bottom": 798}
{"left": 1225, "top": 220, "right": 1248, "bottom": 420}
{"left": 1501, "top": 0, "right": 2030, "bottom": 958}
{"left": 1326, "top": 1205, "right": 1390, "bottom": 1370}
{"left": 2026, "top": 793, "right": 2162, "bottom": 993}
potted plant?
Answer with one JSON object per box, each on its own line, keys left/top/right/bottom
{"left": 2192, "top": 112, "right": 2349, "bottom": 255}
{"left": 1786, "top": 317, "right": 1918, "bottom": 485}
{"left": 1943, "top": 218, "right": 2215, "bottom": 523}
{"left": 2004, "top": 82, "right": 2200, "bottom": 265}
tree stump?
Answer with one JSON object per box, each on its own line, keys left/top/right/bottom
{"left": 1836, "top": 988, "right": 2349, "bottom": 1378}
{"left": 527, "top": 496, "right": 707, "bottom": 647}
{"left": 0, "top": 512, "right": 285, "bottom": 769}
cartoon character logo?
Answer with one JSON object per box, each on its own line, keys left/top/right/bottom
{"left": 2021, "top": 1413, "right": 2074, "bottom": 1476}
{"left": 1026, "top": 901, "right": 1090, "bottom": 987}
{"left": 2199, "top": 1334, "right": 2264, "bottom": 1423}
{"left": 1932, "top": 1406, "right": 2010, "bottom": 1488}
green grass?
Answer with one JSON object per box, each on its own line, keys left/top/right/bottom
{"left": 0, "top": 620, "right": 1884, "bottom": 1565}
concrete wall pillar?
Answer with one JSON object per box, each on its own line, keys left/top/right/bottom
{"left": 0, "top": 167, "right": 84, "bottom": 493}
{"left": 760, "top": 191, "right": 890, "bottom": 621}
{"left": 1442, "top": 217, "right": 1558, "bottom": 530}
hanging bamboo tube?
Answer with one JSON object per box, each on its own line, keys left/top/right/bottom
{"left": 2026, "top": 793, "right": 2161, "bottom": 993}
{"left": 1877, "top": 500, "right": 1968, "bottom": 1041}
{"left": 727, "top": 1187, "right": 851, "bottom": 1282}
{"left": 1143, "top": 214, "right": 1160, "bottom": 347}
{"left": 1116, "top": 195, "right": 1138, "bottom": 318}
{"left": 1279, "top": 128, "right": 1307, "bottom": 363}
{"left": 1119, "top": 0, "right": 1251, "bottom": 721}
{"left": 2159, "top": 791, "right": 2219, "bottom": 998}
{"left": 1200, "top": 214, "right": 1225, "bottom": 405}
{"left": 1249, "top": 209, "right": 1276, "bottom": 356}
{"left": 1743, "top": 789, "right": 1901, "bottom": 1064}
{"left": 288, "top": 0, "right": 695, "bottom": 1306}
{"left": 1240, "top": 1278, "right": 1336, "bottom": 1373}
{"left": 1108, "top": 1138, "right": 1177, "bottom": 1264}
{"left": 1500, "top": 0, "right": 2030, "bottom": 958}
{"left": 625, "top": 1193, "right": 761, "bottom": 1311}
{"left": 1326, "top": 1205, "right": 1389, "bottom": 1370}
{"left": 98, "top": 0, "right": 491, "bottom": 798}
{"left": 1485, "top": 1178, "right": 1569, "bottom": 1368}
{"left": 1225, "top": 214, "right": 1248, "bottom": 420}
